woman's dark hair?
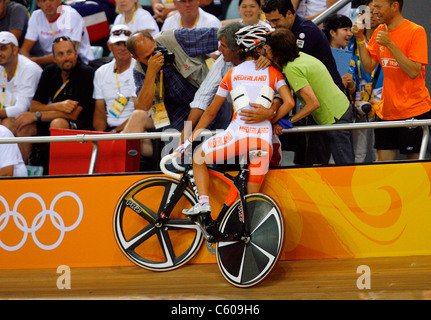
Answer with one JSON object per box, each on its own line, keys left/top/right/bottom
{"left": 265, "top": 28, "right": 299, "bottom": 66}
{"left": 322, "top": 14, "right": 352, "bottom": 41}
{"left": 239, "top": 0, "right": 261, "bottom": 8}
{"left": 262, "top": 0, "right": 295, "bottom": 16}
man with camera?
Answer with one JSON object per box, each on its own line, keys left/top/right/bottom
{"left": 349, "top": 0, "right": 383, "bottom": 163}
{"left": 121, "top": 27, "right": 219, "bottom": 168}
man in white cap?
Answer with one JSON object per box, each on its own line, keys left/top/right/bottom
{"left": 0, "top": 32, "right": 42, "bottom": 139}
{"left": 93, "top": 25, "right": 139, "bottom": 133}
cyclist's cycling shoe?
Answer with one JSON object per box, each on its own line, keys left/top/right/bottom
{"left": 182, "top": 203, "right": 211, "bottom": 216}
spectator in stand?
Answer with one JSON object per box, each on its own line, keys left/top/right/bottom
{"left": 93, "top": 25, "right": 137, "bottom": 133}
{"left": 352, "top": 0, "right": 431, "bottom": 161}
{"left": 20, "top": 0, "right": 94, "bottom": 67}
{"left": 322, "top": 13, "right": 355, "bottom": 97}
{"left": 323, "top": 14, "right": 353, "bottom": 49}
{"left": 0, "top": 124, "right": 27, "bottom": 177}
{"left": 0, "top": 32, "right": 42, "bottom": 138}
{"left": 265, "top": 28, "right": 355, "bottom": 165}
{"left": 349, "top": 0, "right": 383, "bottom": 163}
{"left": 151, "top": 0, "right": 177, "bottom": 26}
{"left": 0, "top": 0, "right": 29, "bottom": 47}
{"left": 222, "top": 0, "right": 273, "bottom": 30}
{"left": 238, "top": 0, "right": 272, "bottom": 28}
{"left": 113, "top": 0, "right": 160, "bottom": 36}
{"left": 121, "top": 28, "right": 219, "bottom": 164}
{"left": 261, "top": 0, "right": 343, "bottom": 90}
{"left": 161, "top": 0, "right": 222, "bottom": 31}
{"left": 15, "top": 36, "right": 95, "bottom": 173}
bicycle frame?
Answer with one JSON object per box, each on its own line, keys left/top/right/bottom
{"left": 156, "top": 160, "right": 251, "bottom": 243}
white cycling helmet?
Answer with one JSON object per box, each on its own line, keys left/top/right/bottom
{"left": 235, "top": 24, "right": 270, "bottom": 52}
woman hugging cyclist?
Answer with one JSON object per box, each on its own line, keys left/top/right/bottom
{"left": 175, "top": 24, "right": 295, "bottom": 216}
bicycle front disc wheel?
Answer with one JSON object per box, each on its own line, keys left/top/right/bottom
{"left": 113, "top": 177, "right": 203, "bottom": 271}
{"left": 216, "top": 193, "right": 285, "bottom": 287}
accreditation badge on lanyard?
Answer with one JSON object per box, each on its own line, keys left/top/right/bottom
{"left": 108, "top": 66, "right": 129, "bottom": 118}
{"left": 151, "top": 70, "right": 170, "bottom": 129}
{"left": 109, "top": 93, "right": 128, "bottom": 118}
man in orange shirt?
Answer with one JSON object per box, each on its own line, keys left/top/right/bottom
{"left": 352, "top": 0, "right": 431, "bottom": 161}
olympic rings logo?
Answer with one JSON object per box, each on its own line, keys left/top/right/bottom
{"left": 0, "top": 192, "right": 83, "bottom": 251}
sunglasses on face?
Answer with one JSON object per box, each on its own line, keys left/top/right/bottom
{"left": 111, "top": 30, "right": 132, "bottom": 37}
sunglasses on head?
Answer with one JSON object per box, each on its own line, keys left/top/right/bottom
{"left": 112, "top": 30, "right": 132, "bottom": 37}
{"left": 53, "top": 36, "right": 73, "bottom": 44}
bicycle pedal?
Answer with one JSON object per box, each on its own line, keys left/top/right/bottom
{"left": 206, "top": 241, "right": 216, "bottom": 255}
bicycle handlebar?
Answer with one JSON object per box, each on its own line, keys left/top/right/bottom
{"left": 160, "top": 153, "right": 185, "bottom": 180}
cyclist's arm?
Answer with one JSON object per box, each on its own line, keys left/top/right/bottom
{"left": 180, "top": 108, "right": 204, "bottom": 144}
{"left": 271, "top": 85, "right": 295, "bottom": 123}
{"left": 189, "top": 95, "right": 225, "bottom": 143}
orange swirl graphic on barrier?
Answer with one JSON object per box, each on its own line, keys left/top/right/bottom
{"left": 317, "top": 167, "right": 406, "bottom": 245}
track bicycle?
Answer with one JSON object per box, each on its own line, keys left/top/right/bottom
{"left": 113, "top": 150, "right": 285, "bottom": 287}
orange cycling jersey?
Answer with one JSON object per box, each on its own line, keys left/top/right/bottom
{"left": 202, "top": 60, "right": 287, "bottom": 184}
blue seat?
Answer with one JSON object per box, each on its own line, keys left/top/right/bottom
{"left": 91, "top": 46, "right": 104, "bottom": 59}
{"left": 225, "top": 0, "right": 241, "bottom": 20}
{"left": 138, "top": 0, "right": 152, "bottom": 7}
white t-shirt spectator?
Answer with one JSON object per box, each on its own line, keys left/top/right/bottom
{"left": 0, "top": 54, "right": 42, "bottom": 118}
{"left": 25, "top": 5, "right": 94, "bottom": 64}
{"left": 113, "top": 8, "right": 160, "bottom": 36}
{"left": 0, "top": 125, "right": 27, "bottom": 177}
{"left": 161, "top": 7, "right": 222, "bottom": 31}
{"left": 92, "top": 58, "right": 137, "bottom": 128}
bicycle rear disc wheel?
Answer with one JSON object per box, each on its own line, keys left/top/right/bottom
{"left": 113, "top": 177, "right": 203, "bottom": 271}
{"left": 216, "top": 193, "right": 285, "bottom": 287}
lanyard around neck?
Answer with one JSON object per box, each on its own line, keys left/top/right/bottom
{"left": 0, "top": 63, "right": 18, "bottom": 109}
{"left": 53, "top": 79, "right": 70, "bottom": 101}
{"left": 124, "top": 11, "right": 135, "bottom": 24}
{"left": 180, "top": 15, "right": 198, "bottom": 28}
{"left": 114, "top": 65, "right": 121, "bottom": 92}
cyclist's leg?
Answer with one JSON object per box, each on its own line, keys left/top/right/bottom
{"left": 247, "top": 138, "right": 272, "bottom": 193}
{"left": 191, "top": 145, "right": 211, "bottom": 203}
{"left": 184, "top": 127, "right": 238, "bottom": 215}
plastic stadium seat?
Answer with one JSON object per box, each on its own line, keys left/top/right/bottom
{"left": 225, "top": 0, "right": 240, "bottom": 20}
{"left": 91, "top": 46, "right": 104, "bottom": 59}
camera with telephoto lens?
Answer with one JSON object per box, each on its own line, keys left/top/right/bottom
{"left": 153, "top": 44, "right": 175, "bottom": 67}
{"left": 355, "top": 101, "right": 372, "bottom": 116}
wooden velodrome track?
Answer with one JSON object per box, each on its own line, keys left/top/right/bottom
{"left": 1, "top": 255, "right": 431, "bottom": 300}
